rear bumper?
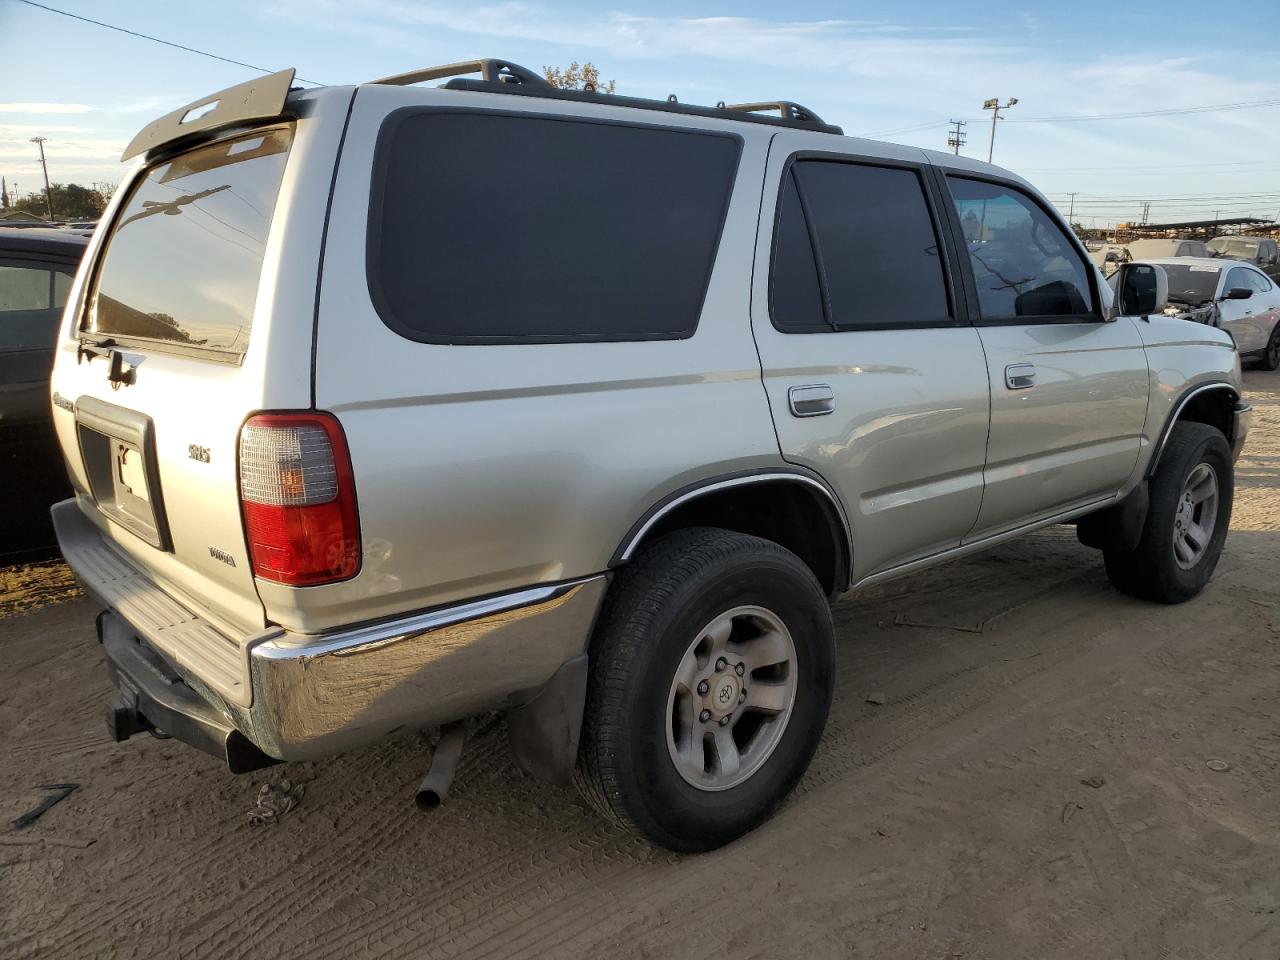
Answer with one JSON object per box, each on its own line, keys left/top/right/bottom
{"left": 100, "top": 612, "right": 277, "bottom": 773}
{"left": 54, "top": 499, "right": 608, "bottom": 765}
{"left": 1233, "top": 400, "right": 1253, "bottom": 462}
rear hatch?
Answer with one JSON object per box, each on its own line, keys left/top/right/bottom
{"left": 51, "top": 125, "right": 300, "bottom": 640}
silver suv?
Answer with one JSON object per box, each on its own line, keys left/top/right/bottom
{"left": 49, "top": 61, "right": 1251, "bottom": 851}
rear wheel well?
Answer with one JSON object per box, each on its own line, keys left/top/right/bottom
{"left": 627, "top": 480, "right": 850, "bottom": 598}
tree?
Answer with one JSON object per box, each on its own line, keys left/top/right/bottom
{"left": 542, "top": 62, "right": 616, "bottom": 95}
{"left": 12, "top": 182, "right": 114, "bottom": 221}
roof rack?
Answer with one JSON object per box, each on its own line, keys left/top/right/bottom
{"left": 372, "top": 59, "right": 550, "bottom": 88}
{"left": 720, "top": 101, "right": 833, "bottom": 128}
{"left": 367, "top": 58, "right": 843, "bottom": 135}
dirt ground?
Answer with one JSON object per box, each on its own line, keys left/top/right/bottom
{"left": 2, "top": 368, "right": 1278, "bottom": 960}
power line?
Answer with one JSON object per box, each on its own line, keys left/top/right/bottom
{"left": 1026, "top": 159, "right": 1280, "bottom": 173}
{"left": 15, "top": 0, "right": 321, "bottom": 85}
{"left": 997, "top": 98, "right": 1280, "bottom": 123}
{"left": 865, "top": 96, "right": 1280, "bottom": 140}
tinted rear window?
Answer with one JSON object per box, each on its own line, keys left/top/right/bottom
{"left": 88, "top": 126, "right": 292, "bottom": 359}
{"left": 368, "top": 111, "right": 741, "bottom": 343}
{"left": 775, "top": 160, "right": 951, "bottom": 330}
{"left": 0, "top": 260, "right": 73, "bottom": 350}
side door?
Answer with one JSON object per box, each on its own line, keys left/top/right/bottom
{"left": 1243, "top": 267, "right": 1280, "bottom": 352}
{"left": 937, "top": 173, "right": 1150, "bottom": 539}
{"left": 750, "top": 139, "right": 991, "bottom": 581}
{"left": 1218, "top": 265, "right": 1267, "bottom": 354}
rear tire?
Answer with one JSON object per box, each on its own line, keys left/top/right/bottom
{"left": 575, "top": 527, "right": 834, "bottom": 852}
{"left": 1104, "top": 422, "right": 1232, "bottom": 603}
{"left": 1259, "top": 325, "right": 1280, "bottom": 371}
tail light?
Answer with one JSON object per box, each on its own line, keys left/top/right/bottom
{"left": 238, "top": 412, "right": 360, "bottom": 586}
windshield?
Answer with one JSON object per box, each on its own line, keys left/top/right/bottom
{"left": 1208, "top": 237, "right": 1259, "bottom": 259}
{"left": 87, "top": 126, "right": 292, "bottom": 359}
{"left": 1161, "top": 263, "right": 1221, "bottom": 306}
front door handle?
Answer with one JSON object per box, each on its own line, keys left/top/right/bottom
{"left": 788, "top": 384, "right": 835, "bottom": 417}
{"left": 1005, "top": 363, "right": 1036, "bottom": 390}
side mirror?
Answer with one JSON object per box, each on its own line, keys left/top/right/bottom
{"left": 1109, "top": 262, "right": 1168, "bottom": 318}
{"left": 1223, "top": 287, "right": 1253, "bottom": 301}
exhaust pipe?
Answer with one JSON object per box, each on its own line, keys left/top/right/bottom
{"left": 415, "top": 721, "right": 467, "bottom": 810}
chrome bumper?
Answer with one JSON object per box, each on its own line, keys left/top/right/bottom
{"left": 1233, "top": 400, "right": 1253, "bottom": 462}
{"left": 53, "top": 499, "right": 608, "bottom": 763}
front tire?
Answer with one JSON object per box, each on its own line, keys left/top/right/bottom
{"left": 575, "top": 528, "right": 834, "bottom": 852}
{"left": 1104, "top": 422, "right": 1233, "bottom": 603}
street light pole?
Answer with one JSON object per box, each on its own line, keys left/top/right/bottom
{"left": 982, "top": 97, "right": 1018, "bottom": 163}
{"left": 30, "top": 136, "right": 55, "bottom": 220}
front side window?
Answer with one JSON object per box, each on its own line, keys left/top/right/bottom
{"left": 770, "top": 159, "right": 951, "bottom": 331}
{"left": 0, "top": 260, "right": 74, "bottom": 351}
{"left": 368, "top": 112, "right": 741, "bottom": 343}
{"left": 1245, "top": 269, "right": 1273, "bottom": 293}
{"left": 946, "top": 177, "right": 1093, "bottom": 321}
{"left": 1225, "top": 267, "right": 1254, "bottom": 294}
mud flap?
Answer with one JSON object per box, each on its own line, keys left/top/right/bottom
{"left": 506, "top": 654, "right": 588, "bottom": 785}
{"left": 1077, "top": 482, "right": 1149, "bottom": 552}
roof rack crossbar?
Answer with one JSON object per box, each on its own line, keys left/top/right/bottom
{"left": 372, "top": 59, "right": 550, "bottom": 89}
{"left": 721, "top": 101, "right": 831, "bottom": 127}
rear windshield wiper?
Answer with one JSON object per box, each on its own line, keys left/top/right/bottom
{"left": 78, "top": 334, "right": 116, "bottom": 364}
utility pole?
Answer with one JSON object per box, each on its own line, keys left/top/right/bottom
{"left": 1140, "top": 201, "right": 1150, "bottom": 226}
{"left": 946, "top": 119, "right": 967, "bottom": 155}
{"left": 982, "top": 97, "right": 1018, "bottom": 162}
{"left": 29, "top": 137, "right": 54, "bottom": 220}
{"left": 1066, "top": 192, "right": 1078, "bottom": 226}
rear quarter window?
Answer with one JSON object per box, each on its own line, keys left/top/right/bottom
{"left": 367, "top": 110, "right": 742, "bottom": 343}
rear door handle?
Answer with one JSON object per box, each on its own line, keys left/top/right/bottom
{"left": 1005, "top": 363, "right": 1036, "bottom": 390}
{"left": 788, "top": 384, "right": 835, "bottom": 417}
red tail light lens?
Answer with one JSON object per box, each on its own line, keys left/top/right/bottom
{"left": 238, "top": 413, "right": 360, "bottom": 586}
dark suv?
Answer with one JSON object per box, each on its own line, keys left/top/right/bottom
{"left": 1, "top": 226, "right": 89, "bottom": 559}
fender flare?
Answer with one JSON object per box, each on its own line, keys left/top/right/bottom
{"left": 1145, "top": 381, "right": 1239, "bottom": 479}
{"left": 609, "top": 467, "right": 853, "bottom": 574}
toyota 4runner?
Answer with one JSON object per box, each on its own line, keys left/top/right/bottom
{"left": 47, "top": 61, "right": 1251, "bottom": 851}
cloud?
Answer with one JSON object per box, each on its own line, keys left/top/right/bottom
{"left": 0, "top": 102, "right": 94, "bottom": 114}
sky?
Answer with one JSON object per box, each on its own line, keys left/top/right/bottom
{"left": 2, "top": 0, "right": 1278, "bottom": 228}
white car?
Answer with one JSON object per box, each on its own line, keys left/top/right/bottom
{"left": 1135, "top": 257, "right": 1280, "bottom": 370}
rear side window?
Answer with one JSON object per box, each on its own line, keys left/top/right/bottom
{"left": 88, "top": 126, "right": 293, "bottom": 360}
{"left": 368, "top": 111, "right": 741, "bottom": 343}
{"left": 771, "top": 159, "right": 952, "bottom": 331}
{"left": 946, "top": 177, "right": 1094, "bottom": 321}
{"left": 0, "top": 260, "right": 73, "bottom": 350}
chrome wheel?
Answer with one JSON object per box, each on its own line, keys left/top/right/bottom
{"left": 1172, "top": 462, "right": 1219, "bottom": 570}
{"left": 665, "top": 605, "right": 798, "bottom": 792}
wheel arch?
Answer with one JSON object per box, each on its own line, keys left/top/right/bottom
{"left": 1146, "top": 381, "right": 1239, "bottom": 479}
{"left": 610, "top": 469, "right": 852, "bottom": 597}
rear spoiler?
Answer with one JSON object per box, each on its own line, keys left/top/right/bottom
{"left": 121, "top": 68, "right": 296, "bottom": 162}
